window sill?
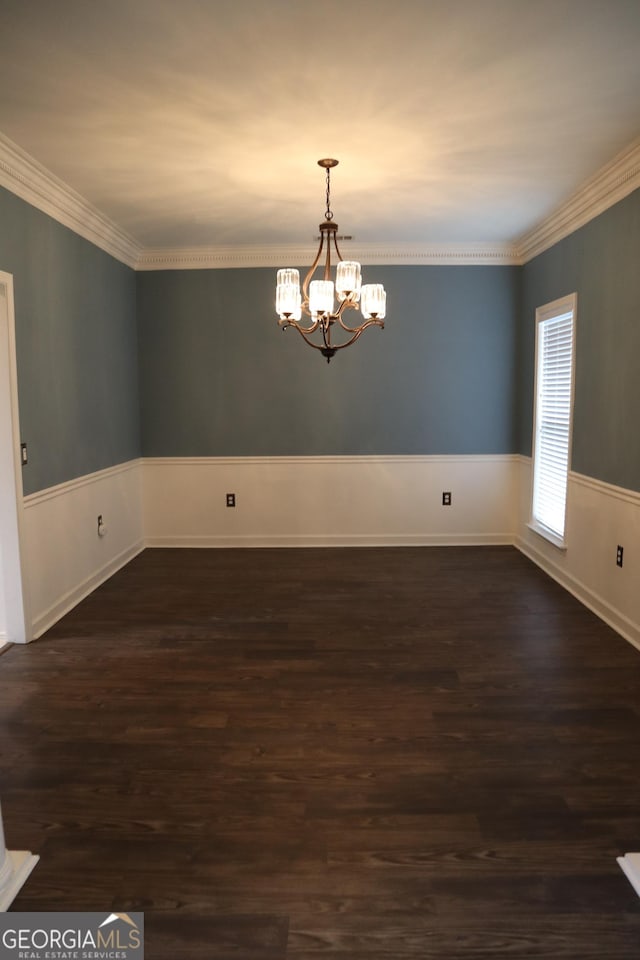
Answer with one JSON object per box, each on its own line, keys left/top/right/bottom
{"left": 527, "top": 520, "right": 567, "bottom": 552}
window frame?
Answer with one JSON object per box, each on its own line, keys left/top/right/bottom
{"left": 529, "top": 292, "right": 577, "bottom": 550}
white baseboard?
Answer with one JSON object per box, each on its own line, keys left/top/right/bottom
{"left": 618, "top": 854, "right": 640, "bottom": 899}
{"left": 143, "top": 455, "right": 519, "bottom": 549}
{"left": 22, "top": 459, "right": 144, "bottom": 640}
{"left": 15, "top": 454, "right": 640, "bottom": 653}
{"left": 515, "top": 459, "right": 640, "bottom": 653}
{"left": 146, "top": 532, "right": 515, "bottom": 548}
{"left": 18, "top": 455, "right": 516, "bottom": 638}
{"left": 0, "top": 850, "right": 39, "bottom": 912}
{"left": 32, "top": 541, "right": 144, "bottom": 639}
{"left": 516, "top": 536, "right": 640, "bottom": 652}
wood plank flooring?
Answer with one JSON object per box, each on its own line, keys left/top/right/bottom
{"left": 1, "top": 546, "right": 640, "bottom": 958}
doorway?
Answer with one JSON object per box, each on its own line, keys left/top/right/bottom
{"left": 0, "top": 271, "right": 30, "bottom": 645}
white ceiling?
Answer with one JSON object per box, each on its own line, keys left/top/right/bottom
{"left": 0, "top": 0, "right": 639, "bottom": 253}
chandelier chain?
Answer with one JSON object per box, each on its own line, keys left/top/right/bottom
{"left": 325, "top": 167, "right": 333, "bottom": 221}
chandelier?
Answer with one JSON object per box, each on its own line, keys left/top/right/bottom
{"left": 275, "top": 159, "right": 386, "bottom": 363}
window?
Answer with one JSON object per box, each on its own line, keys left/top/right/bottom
{"left": 530, "top": 293, "right": 577, "bottom": 548}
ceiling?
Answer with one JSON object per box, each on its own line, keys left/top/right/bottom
{"left": 0, "top": 0, "right": 639, "bottom": 255}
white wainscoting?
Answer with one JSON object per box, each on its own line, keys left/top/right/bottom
{"left": 22, "top": 460, "right": 144, "bottom": 639}
{"left": 516, "top": 456, "right": 640, "bottom": 651}
{"left": 142, "top": 455, "right": 519, "bottom": 548}
{"left": 20, "top": 454, "right": 640, "bottom": 651}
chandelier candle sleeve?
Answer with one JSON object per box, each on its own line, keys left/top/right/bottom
{"left": 309, "top": 280, "right": 334, "bottom": 317}
{"left": 361, "top": 284, "right": 386, "bottom": 320}
{"left": 276, "top": 269, "right": 302, "bottom": 320}
{"left": 336, "top": 261, "right": 362, "bottom": 302}
{"left": 275, "top": 159, "right": 386, "bottom": 363}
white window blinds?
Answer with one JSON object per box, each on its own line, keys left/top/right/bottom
{"left": 531, "top": 296, "right": 576, "bottom": 543}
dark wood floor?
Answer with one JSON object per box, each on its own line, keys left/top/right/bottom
{"left": 1, "top": 546, "right": 640, "bottom": 958}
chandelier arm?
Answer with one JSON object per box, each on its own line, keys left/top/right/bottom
{"left": 337, "top": 316, "right": 383, "bottom": 334}
{"left": 301, "top": 234, "right": 326, "bottom": 306}
{"left": 334, "top": 300, "right": 385, "bottom": 332}
{"left": 281, "top": 317, "right": 322, "bottom": 335}
{"left": 324, "top": 229, "right": 333, "bottom": 282}
{"left": 282, "top": 316, "right": 383, "bottom": 357}
{"left": 333, "top": 298, "right": 360, "bottom": 326}
{"left": 333, "top": 232, "right": 345, "bottom": 264}
{"left": 289, "top": 319, "right": 380, "bottom": 354}
{"left": 331, "top": 319, "right": 385, "bottom": 348}
{"left": 286, "top": 322, "right": 335, "bottom": 353}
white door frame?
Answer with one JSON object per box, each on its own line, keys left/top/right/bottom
{"left": 0, "top": 270, "right": 31, "bottom": 644}
{"left": 0, "top": 273, "right": 40, "bottom": 906}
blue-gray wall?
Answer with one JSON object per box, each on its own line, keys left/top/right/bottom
{"left": 137, "top": 265, "right": 520, "bottom": 456}
{"left": 3, "top": 177, "right": 637, "bottom": 497}
{"left": 517, "top": 188, "right": 640, "bottom": 492}
{"left": 0, "top": 186, "right": 140, "bottom": 495}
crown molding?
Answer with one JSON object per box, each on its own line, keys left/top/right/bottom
{"left": 135, "top": 241, "right": 520, "bottom": 270}
{"left": 516, "top": 136, "right": 640, "bottom": 263}
{"left": 1, "top": 129, "right": 639, "bottom": 271}
{"left": 0, "top": 132, "right": 141, "bottom": 268}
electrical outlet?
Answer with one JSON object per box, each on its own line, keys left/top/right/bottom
{"left": 616, "top": 545, "right": 624, "bottom": 567}
{"left": 442, "top": 491, "right": 452, "bottom": 506}
{"left": 226, "top": 493, "right": 236, "bottom": 508}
